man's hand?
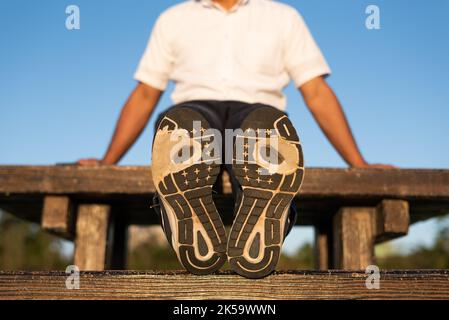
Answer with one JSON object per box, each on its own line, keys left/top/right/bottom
{"left": 299, "top": 76, "right": 395, "bottom": 169}
{"left": 77, "top": 83, "right": 162, "bottom": 166}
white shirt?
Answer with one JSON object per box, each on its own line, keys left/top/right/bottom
{"left": 134, "top": 0, "right": 331, "bottom": 110}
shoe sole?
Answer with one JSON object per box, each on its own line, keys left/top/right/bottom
{"left": 151, "top": 108, "right": 227, "bottom": 275}
{"left": 228, "top": 107, "right": 304, "bottom": 279}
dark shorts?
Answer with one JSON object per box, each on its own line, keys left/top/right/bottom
{"left": 153, "top": 100, "right": 299, "bottom": 235}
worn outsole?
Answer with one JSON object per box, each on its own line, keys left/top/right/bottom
{"left": 228, "top": 107, "right": 305, "bottom": 279}
{"left": 152, "top": 108, "right": 227, "bottom": 275}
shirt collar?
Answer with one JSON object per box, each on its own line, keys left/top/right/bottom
{"left": 198, "top": 0, "right": 250, "bottom": 11}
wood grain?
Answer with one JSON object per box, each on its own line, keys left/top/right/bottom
{"left": 74, "top": 205, "right": 111, "bottom": 271}
{"left": 375, "top": 200, "right": 410, "bottom": 242}
{"left": 333, "top": 208, "right": 376, "bottom": 270}
{"left": 314, "top": 224, "right": 332, "bottom": 270}
{"left": 1, "top": 166, "right": 449, "bottom": 226}
{"left": 41, "top": 196, "right": 73, "bottom": 239}
{"left": 1, "top": 166, "right": 449, "bottom": 198}
{"left": 0, "top": 270, "right": 448, "bottom": 300}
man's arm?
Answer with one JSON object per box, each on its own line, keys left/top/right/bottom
{"left": 299, "top": 76, "right": 394, "bottom": 168}
{"left": 77, "top": 82, "right": 162, "bottom": 165}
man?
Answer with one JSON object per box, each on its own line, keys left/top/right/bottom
{"left": 78, "top": 0, "right": 393, "bottom": 278}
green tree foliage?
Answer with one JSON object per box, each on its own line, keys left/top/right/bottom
{"left": 0, "top": 211, "right": 70, "bottom": 270}
{"left": 128, "top": 241, "right": 181, "bottom": 270}
{"left": 378, "top": 220, "right": 449, "bottom": 269}
{"left": 278, "top": 243, "right": 314, "bottom": 270}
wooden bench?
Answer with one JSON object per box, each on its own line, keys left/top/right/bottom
{"left": 1, "top": 166, "right": 449, "bottom": 271}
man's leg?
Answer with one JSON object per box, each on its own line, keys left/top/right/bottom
{"left": 151, "top": 102, "right": 227, "bottom": 275}
{"left": 225, "top": 104, "right": 304, "bottom": 278}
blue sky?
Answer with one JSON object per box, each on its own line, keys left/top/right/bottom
{"left": 1, "top": 0, "right": 448, "bottom": 255}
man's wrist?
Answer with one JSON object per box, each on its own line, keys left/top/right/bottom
{"left": 100, "top": 156, "right": 117, "bottom": 166}
{"left": 349, "top": 157, "right": 368, "bottom": 168}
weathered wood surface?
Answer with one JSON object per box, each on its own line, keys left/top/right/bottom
{"left": 315, "top": 200, "right": 412, "bottom": 270}
{"left": 74, "top": 205, "right": 111, "bottom": 270}
{"left": 1, "top": 166, "right": 449, "bottom": 197}
{"left": 42, "top": 196, "right": 74, "bottom": 239}
{"left": 375, "top": 199, "right": 409, "bottom": 242}
{"left": 331, "top": 201, "right": 411, "bottom": 270}
{"left": 333, "top": 208, "right": 376, "bottom": 270}
{"left": 314, "top": 224, "right": 332, "bottom": 270}
{"left": 1, "top": 166, "right": 449, "bottom": 226}
{"left": 1, "top": 270, "right": 449, "bottom": 300}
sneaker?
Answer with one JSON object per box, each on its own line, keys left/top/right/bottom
{"left": 228, "top": 107, "right": 304, "bottom": 278}
{"left": 151, "top": 108, "right": 227, "bottom": 275}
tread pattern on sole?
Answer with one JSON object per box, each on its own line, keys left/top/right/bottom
{"left": 152, "top": 108, "right": 227, "bottom": 275}
{"left": 228, "top": 107, "right": 305, "bottom": 279}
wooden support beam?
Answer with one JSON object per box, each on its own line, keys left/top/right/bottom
{"left": 314, "top": 224, "right": 333, "bottom": 270}
{"left": 332, "top": 200, "right": 410, "bottom": 270}
{"left": 375, "top": 199, "right": 409, "bottom": 242}
{"left": 41, "top": 196, "right": 74, "bottom": 239}
{"left": 106, "top": 212, "right": 128, "bottom": 270}
{"left": 333, "top": 207, "right": 376, "bottom": 270}
{"left": 74, "top": 204, "right": 111, "bottom": 271}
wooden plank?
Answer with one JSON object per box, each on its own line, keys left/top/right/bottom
{"left": 1, "top": 166, "right": 449, "bottom": 199}
{"left": 74, "top": 205, "right": 111, "bottom": 271}
{"left": 0, "top": 270, "right": 449, "bottom": 300}
{"left": 333, "top": 207, "right": 376, "bottom": 270}
{"left": 1, "top": 166, "right": 449, "bottom": 227}
{"left": 41, "top": 196, "right": 74, "bottom": 239}
{"left": 375, "top": 199, "right": 410, "bottom": 243}
{"left": 0, "top": 166, "right": 155, "bottom": 195}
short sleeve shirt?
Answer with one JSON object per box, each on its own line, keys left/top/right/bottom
{"left": 134, "top": 0, "right": 331, "bottom": 110}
